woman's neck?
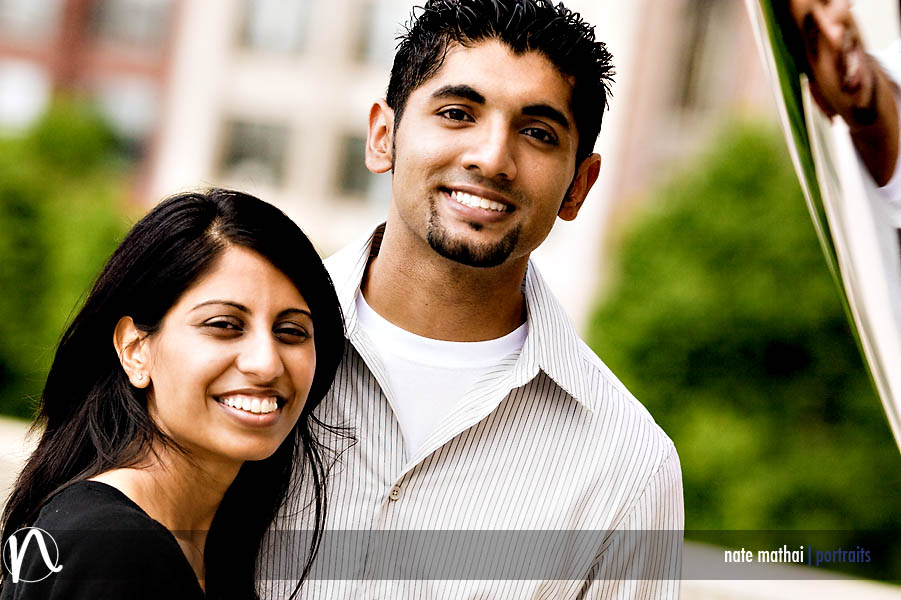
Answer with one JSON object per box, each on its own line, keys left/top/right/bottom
{"left": 90, "top": 446, "right": 241, "bottom": 589}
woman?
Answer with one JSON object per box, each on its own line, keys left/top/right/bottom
{"left": 0, "top": 189, "right": 344, "bottom": 599}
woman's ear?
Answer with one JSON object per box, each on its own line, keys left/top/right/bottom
{"left": 113, "top": 317, "right": 152, "bottom": 388}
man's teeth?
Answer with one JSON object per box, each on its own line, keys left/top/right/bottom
{"left": 220, "top": 395, "right": 279, "bottom": 414}
{"left": 451, "top": 190, "right": 507, "bottom": 212}
{"left": 845, "top": 49, "right": 861, "bottom": 84}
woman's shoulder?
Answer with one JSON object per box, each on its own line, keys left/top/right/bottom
{"left": 34, "top": 480, "right": 161, "bottom": 531}
{"left": 1, "top": 481, "right": 203, "bottom": 600}
{"left": 30, "top": 480, "right": 191, "bottom": 568}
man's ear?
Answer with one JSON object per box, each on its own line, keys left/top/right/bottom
{"left": 559, "top": 153, "right": 601, "bottom": 221}
{"left": 365, "top": 99, "right": 395, "bottom": 174}
{"left": 113, "top": 317, "right": 152, "bottom": 389}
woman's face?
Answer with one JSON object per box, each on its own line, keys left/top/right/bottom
{"left": 139, "top": 245, "right": 316, "bottom": 467}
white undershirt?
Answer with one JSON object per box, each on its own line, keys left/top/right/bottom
{"left": 356, "top": 292, "right": 528, "bottom": 458}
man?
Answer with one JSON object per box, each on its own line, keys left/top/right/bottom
{"left": 264, "top": 1, "right": 682, "bottom": 597}
{"left": 777, "top": 0, "right": 901, "bottom": 212}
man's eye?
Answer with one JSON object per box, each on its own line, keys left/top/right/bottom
{"left": 523, "top": 127, "right": 558, "bottom": 145}
{"left": 439, "top": 108, "right": 473, "bottom": 122}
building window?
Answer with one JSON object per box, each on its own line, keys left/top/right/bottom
{"left": 672, "top": 0, "right": 733, "bottom": 113}
{"left": 335, "top": 134, "right": 372, "bottom": 197}
{"left": 356, "top": 0, "right": 411, "bottom": 65}
{"left": 0, "top": 60, "right": 51, "bottom": 131}
{"left": 91, "top": 0, "right": 173, "bottom": 48}
{"left": 0, "top": 0, "right": 63, "bottom": 41}
{"left": 241, "top": 0, "right": 308, "bottom": 54}
{"left": 91, "top": 76, "right": 158, "bottom": 154}
{"left": 219, "top": 120, "right": 289, "bottom": 187}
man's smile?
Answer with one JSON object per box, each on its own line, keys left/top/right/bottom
{"left": 448, "top": 189, "right": 513, "bottom": 213}
{"left": 839, "top": 32, "right": 865, "bottom": 93}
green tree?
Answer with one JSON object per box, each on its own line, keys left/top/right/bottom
{"left": 0, "top": 101, "right": 129, "bottom": 418}
{"left": 588, "top": 121, "right": 901, "bottom": 573}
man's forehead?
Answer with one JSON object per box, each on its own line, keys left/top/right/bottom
{"left": 414, "top": 40, "right": 575, "bottom": 114}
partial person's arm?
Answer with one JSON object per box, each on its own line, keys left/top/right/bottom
{"left": 849, "top": 63, "right": 899, "bottom": 187}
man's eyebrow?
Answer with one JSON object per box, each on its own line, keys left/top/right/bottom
{"left": 431, "top": 85, "right": 570, "bottom": 129}
{"left": 523, "top": 104, "right": 571, "bottom": 130}
{"left": 431, "top": 84, "right": 485, "bottom": 104}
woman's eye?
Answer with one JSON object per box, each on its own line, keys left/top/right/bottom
{"left": 203, "top": 318, "right": 242, "bottom": 332}
{"left": 275, "top": 324, "right": 310, "bottom": 342}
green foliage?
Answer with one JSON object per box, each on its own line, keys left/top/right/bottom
{"left": 0, "top": 101, "right": 129, "bottom": 418}
{"left": 588, "top": 121, "right": 901, "bottom": 545}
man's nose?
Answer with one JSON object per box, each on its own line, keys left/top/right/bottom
{"left": 815, "top": 5, "right": 847, "bottom": 51}
{"left": 460, "top": 120, "right": 518, "bottom": 181}
{"left": 235, "top": 331, "right": 285, "bottom": 382}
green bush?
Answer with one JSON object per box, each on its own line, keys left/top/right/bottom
{"left": 588, "top": 121, "right": 901, "bottom": 573}
{"left": 0, "top": 101, "right": 129, "bottom": 418}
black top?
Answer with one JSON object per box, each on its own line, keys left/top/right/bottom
{"left": 0, "top": 481, "right": 205, "bottom": 599}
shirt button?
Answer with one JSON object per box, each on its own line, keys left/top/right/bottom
{"left": 388, "top": 486, "right": 401, "bottom": 501}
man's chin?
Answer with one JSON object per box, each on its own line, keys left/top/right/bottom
{"left": 426, "top": 225, "right": 521, "bottom": 268}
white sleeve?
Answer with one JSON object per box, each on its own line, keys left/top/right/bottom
{"left": 872, "top": 95, "right": 901, "bottom": 226}
{"left": 871, "top": 41, "right": 901, "bottom": 226}
{"left": 581, "top": 446, "right": 684, "bottom": 599}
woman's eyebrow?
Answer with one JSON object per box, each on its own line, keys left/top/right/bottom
{"left": 279, "top": 308, "right": 313, "bottom": 319}
{"left": 190, "top": 301, "right": 312, "bottom": 320}
{"left": 191, "top": 300, "right": 249, "bottom": 313}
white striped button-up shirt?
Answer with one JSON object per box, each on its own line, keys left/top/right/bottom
{"left": 262, "top": 225, "right": 684, "bottom": 599}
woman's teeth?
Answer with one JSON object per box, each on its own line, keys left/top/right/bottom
{"left": 220, "top": 395, "right": 279, "bottom": 414}
{"left": 451, "top": 190, "right": 508, "bottom": 212}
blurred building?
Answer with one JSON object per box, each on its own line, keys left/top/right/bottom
{"left": 0, "top": 0, "right": 777, "bottom": 329}
{"left": 148, "top": 0, "right": 413, "bottom": 255}
{"left": 0, "top": 0, "right": 177, "bottom": 156}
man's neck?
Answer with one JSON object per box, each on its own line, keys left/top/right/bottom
{"left": 362, "top": 219, "right": 528, "bottom": 342}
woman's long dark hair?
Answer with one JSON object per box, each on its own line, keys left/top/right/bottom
{"left": 0, "top": 189, "right": 345, "bottom": 599}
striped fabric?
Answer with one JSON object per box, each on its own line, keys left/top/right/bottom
{"left": 261, "top": 225, "right": 684, "bottom": 599}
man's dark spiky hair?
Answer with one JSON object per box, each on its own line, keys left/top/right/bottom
{"left": 386, "top": 0, "right": 615, "bottom": 164}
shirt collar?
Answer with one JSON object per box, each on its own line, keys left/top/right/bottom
{"left": 325, "top": 223, "right": 596, "bottom": 412}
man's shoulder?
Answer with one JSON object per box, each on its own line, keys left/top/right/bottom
{"left": 523, "top": 261, "right": 674, "bottom": 455}
{"left": 572, "top": 336, "right": 676, "bottom": 456}
{"left": 323, "top": 236, "right": 367, "bottom": 281}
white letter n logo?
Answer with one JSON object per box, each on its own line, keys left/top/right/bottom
{"left": 3, "top": 527, "right": 63, "bottom": 583}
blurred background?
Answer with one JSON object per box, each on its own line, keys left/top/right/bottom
{"left": 0, "top": 0, "right": 899, "bottom": 593}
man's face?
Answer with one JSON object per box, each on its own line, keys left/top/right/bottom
{"left": 372, "top": 39, "right": 598, "bottom": 268}
{"left": 789, "top": 0, "right": 879, "bottom": 127}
